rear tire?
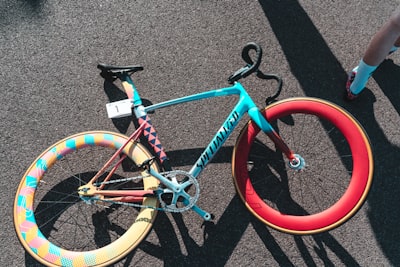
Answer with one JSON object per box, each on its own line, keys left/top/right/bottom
{"left": 14, "top": 131, "right": 160, "bottom": 266}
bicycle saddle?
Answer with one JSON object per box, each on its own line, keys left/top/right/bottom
{"left": 97, "top": 63, "right": 144, "bottom": 74}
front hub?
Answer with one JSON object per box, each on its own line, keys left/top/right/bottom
{"left": 288, "top": 154, "right": 306, "bottom": 171}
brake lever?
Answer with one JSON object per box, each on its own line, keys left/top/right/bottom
{"left": 227, "top": 64, "right": 251, "bottom": 84}
{"left": 228, "top": 42, "right": 263, "bottom": 84}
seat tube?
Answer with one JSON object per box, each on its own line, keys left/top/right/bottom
{"left": 120, "top": 74, "right": 171, "bottom": 171}
{"left": 134, "top": 105, "right": 170, "bottom": 168}
{"left": 120, "top": 74, "right": 142, "bottom": 106}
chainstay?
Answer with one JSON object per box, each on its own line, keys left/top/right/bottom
{"left": 93, "top": 195, "right": 192, "bottom": 213}
{"left": 94, "top": 198, "right": 164, "bottom": 211}
{"left": 93, "top": 171, "right": 176, "bottom": 186}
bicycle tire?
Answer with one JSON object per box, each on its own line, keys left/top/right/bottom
{"left": 232, "top": 97, "right": 373, "bottom": 234}
{"left": 14, "top": 131, "right": 160, "bottom": 267}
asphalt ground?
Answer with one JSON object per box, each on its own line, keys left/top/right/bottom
{"left": 1, "top": 0, "right": 400, "bottom": 266}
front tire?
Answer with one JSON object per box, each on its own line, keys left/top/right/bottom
{"left": 232, "top": 98, "right": 373, "bottom": 234}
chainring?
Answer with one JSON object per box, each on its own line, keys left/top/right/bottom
{"left": 157, "top": 170, "right": 200, "bottom": 213}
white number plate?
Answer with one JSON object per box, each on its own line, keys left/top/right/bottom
{"left": 106, "top": 99, "right": 133, "bottom": 118}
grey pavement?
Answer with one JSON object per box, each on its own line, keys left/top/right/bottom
{"left": 1, "top": 0, "right": 400, "bottom": 266}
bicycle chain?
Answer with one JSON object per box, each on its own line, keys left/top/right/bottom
{"left": 93, "top": 173, "right": 151, "bottom": 186}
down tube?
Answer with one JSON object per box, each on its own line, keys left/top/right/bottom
{"left": 189, "top": 104, "right": 251, "bottom": 178}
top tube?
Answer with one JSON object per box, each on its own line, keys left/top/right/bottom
{"left": 142, "top": 82, "right": 276, "bottom": 136}
{"left": 143, "top": 82, "right": 252, "bottom": 113}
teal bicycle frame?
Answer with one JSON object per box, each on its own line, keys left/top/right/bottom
{"left": 148, "top": 85, "right": 294, "bottom": 172}
{"left": 126, "top": 74, "right": 294, "bottom": 170}
{"left": 117, "top": 73, "right": 297, "bottom": 220}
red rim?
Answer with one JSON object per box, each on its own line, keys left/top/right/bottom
{"left": 233, "top": 98, "right": 373, "bottom": 234}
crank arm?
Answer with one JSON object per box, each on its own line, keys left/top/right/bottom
{"left": 182, "top": 198, "right": 213, "bottom": 221}
{"left": 192, "top": 205, "right": 213, "bottom": 221}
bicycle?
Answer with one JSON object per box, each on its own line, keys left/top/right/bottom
{"left": 14, "top": 43, "right": 373, "bottom": 267}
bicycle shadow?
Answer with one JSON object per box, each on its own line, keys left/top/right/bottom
{"left": 22, "top": 0, "right": 396, "bottom": 266}
{"left": 102, "top": 82, "right": 360, "bottom": 266}
{"left": 134, "top": 146, "right": 360, "bottom": 266}
{"left": 259, "top": 0, "right": 400, "bottom": 265}
{"left": 100, "top": 0, "right": 400, "bottom": 263}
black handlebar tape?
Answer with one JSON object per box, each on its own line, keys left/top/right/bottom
{"left": 240, "top": 42, "right": 263, "bottom": 78}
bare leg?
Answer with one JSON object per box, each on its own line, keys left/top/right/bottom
{"left": 346, "top": 7, "right": 400, "bottom": 99}
{"left": 363, "top": 8, "right": 400, "bottom": 65}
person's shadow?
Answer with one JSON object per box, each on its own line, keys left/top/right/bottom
{"left": 259, "top": 0, "right": 400, "bottom": 265}
{"left": 368, "top": 60, "right": 400, "bottom": 261}
{"left": 374, "top": 59, "right": 400, "bottom": 113}
{"left": 96, "top": 1, "right": 400, "bottom": 265}
{"left": 95, "top": 1, "right": 400, "bottom": 265}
